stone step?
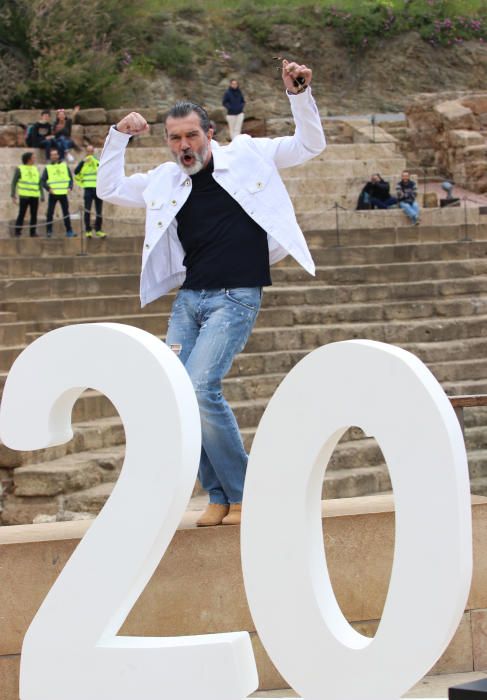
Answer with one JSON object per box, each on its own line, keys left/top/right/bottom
{"left": 0, "top": 321, "right": 29, "bottom": 347}
{"left": 12, "top": 445, "right": 125, "bottom": 497}
{"left": 281, "top": 158, "right": 405, "bottom": 179}
{"left": 0, "top": 416, "right": 125, "bottom": 469}
{"left": 2, "top": 239, "right": 487, "bottom": 282}
{"left": 272, "top": 258, "right": 487, "bottom": 286}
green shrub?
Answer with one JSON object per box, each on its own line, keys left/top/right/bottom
{"left": 148, "top": 28, "right": 193, "bottom": 76}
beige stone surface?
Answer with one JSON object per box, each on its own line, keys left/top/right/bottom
{"left": 0, "top": 655, "right": 20, "bottom": 700}
{"left": 250, "top": 633, "right": 288, "bottom": 690}
{"left": 472, "top": 609, "right": 487, "bottom": 671}
{"left": 75, "top": 108, "right": 107, "bottom": 125}
{"left": 429, "top": 613, "right": 473, "bottom": 675}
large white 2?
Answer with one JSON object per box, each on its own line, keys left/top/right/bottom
{"left": 0, "top": 323, "right": 258, "bottom": 700}
{"left": 0, "top": 327, "right": 472, "bottom": 700}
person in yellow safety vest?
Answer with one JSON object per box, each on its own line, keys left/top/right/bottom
{"left": 11, "top": 152, "right": 44, "bottom": 237}
{"left": 74, "top": 144, "right": 106, "bottom": 238}
{"left": 41, "top": 147, "right": 75, "bottom": 238}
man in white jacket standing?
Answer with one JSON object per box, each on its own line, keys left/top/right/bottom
{"left": 97, "top": 59, "right": 326, "bottom": 527}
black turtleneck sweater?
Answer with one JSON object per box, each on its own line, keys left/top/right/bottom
{"left": 176, "top": 157, "right": 271, "bottom": 290}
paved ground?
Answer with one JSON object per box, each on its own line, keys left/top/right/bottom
{"left": 251, "top": 671, "right": 487, "bottom": 698}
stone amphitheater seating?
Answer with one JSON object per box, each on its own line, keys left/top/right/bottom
{"left": 1, "top": 136, "right": 487, "bottom": 525}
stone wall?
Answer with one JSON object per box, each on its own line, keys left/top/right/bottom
{"left": 0, "top": 101, "right": 281, "bottom": 149}
{"left": 404, "top": 91, "right": 487, "bottom": 194}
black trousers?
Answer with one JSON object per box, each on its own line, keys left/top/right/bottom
{"left": 84, "top": 188, "right": 103, "bottom": 232}
{"left": 15, "top": 197, "right": 39, "bottom": 236}
{"left": 46, "top": 193, "right": 71, "bottom": 234}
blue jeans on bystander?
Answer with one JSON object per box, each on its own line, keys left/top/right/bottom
{"left": 399, "top": 200, "right": 420, "bottom": 223}
{"left": 166, "top": 287, "right": 262, "bottom": 505}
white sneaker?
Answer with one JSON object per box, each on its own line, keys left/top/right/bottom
{"left": 66, "top": 152, "right": 74, "bottom": 162}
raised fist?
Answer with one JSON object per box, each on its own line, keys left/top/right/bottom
{"left": 116, "top": 112, "right": 150, "bottom": 136}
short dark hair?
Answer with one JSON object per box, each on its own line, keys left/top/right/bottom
{"left": 166, "top": 101, "right": 211, "bottom": 133}
{"left": 22, "top": 152, "right": 33, "bottom": 164}
{"left": 41, "top": 109, "right": 50, "bottom": 116}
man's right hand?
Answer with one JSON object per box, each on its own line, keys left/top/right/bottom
{"left": 11, "top": 196, "right": 17, "bottom": 204}
{"left": 116, "top": 112, "right": 150, "bottom": 136}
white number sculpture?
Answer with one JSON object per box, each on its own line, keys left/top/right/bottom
{"left": 0, "top": 323, "right": 258, "bottom": 700}
{"left": 241, "top": 340, "right": 472, "bottom": 700}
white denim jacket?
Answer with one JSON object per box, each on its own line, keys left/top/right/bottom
{"left": 97, "top": 88, "right": 326, "bottom": 307}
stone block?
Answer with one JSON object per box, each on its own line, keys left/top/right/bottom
{"left": 244, "top": 99, "right": 267, "bottom": 121}
{"left": 449, "top": 130, "right": 485, "bottom": 148}
{"left": 106, "top": 109, "right": 131, "bottom": 124}
{"left": 75, "top": 108, "right": 107, "bottom": 125}
{"left": 0, "top": 496, "right": 59, "bottom": 526}
{"left": 0, "top": 125, "right": 22, "bottom": 147}
{"left": 0, "top": 112, "right": 8, "bottom": 125}
{"left": 434, "top": 100, "right": 478, "bottom": 130}
{"left": 472, "top": 609, "right": 487, "bottom": 671}
{"left": 208, "top": 106, "right": 226, "bottom": 124}
{"left": 429, "top": 612, "right": 473, "bottom": 674}
{"left": 7, "top": 109, "right": 40, "bottom": 125}
{"left": 83, "top": 125, "right": 110, "bottom": 146}
{"left": 0, "top": 654, "right": 20, "bottom": 700}
{"left": 462, "top": 96, "right": 487, "bottom": 116}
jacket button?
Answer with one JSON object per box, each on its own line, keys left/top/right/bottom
{"left": 185, "top": 180, "right": 190, "bottom": 186}
{"left": 157, "top": 221, "right": 163, "bottom": 227}
{"left": 171, "top": 199, "right": 177, "bottom": 205}
{"left": 150, "top": 201, "right": 155, "bottom": 207}
{"left": 257, "top": 182, "right": 263, "bottom": 189}
{"left": 145, "top": 243, "right": 150, "bottom": 249}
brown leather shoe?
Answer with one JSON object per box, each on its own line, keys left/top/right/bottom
{"left": 196, "top": 504, "right": 229, "bottom": 527}
{"left": 222, "top": 503, "right": 242, "bottom": 526}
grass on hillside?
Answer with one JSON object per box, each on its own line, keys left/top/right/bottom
{"left": 150, "top": 0, "right": 486, "bottom": 12}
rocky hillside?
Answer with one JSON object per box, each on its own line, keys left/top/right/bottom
{"left": 2, "top": 0, "right": 487, "bottom": 117}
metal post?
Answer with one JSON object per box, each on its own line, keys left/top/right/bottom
{"left": 461, "top": 197, "right": 471, "bottom": 243}
{"left": 371, "top": 114, "right": 376, "bottom": 143}
{"left": 77, "top": 206, "right": 88, "bottom": 256}
{"left": 334, "top": 202, "right": 341, "bottom": 248}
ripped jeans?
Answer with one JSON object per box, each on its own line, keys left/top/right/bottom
{"left": 166, "top": 287, "right": 262, "bottom": 504}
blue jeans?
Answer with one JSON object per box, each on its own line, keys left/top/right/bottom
{"left": 166, "top": 287, "right": 262, "bottom": 504}
{"left": 399, "top": 201, "right": 420, "bottom": 222}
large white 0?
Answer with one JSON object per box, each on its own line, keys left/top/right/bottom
{"left": 0, "top": 323, "right": 258, "bottom": 700}
{"left": 0, "top": 327, "right": 472, "bottom": 700}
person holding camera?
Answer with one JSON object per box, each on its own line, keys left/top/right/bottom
{"left": 97, "top": 59, "right": 326, "bottom": 527}
{"left": 396, "top": 170, "right": 421, "bottom": 225}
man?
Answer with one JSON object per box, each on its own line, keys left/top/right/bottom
{"left": 74, "top": 145, "right": 106, "bottom": 238}
{"left": 222, "top": 79, "right": 245, "bottom": 141}
{"left": 29, "top": 110, "right": 55, "bottom": 159}
{"left": 357, "top": 173, "right": 397, "bottom": 210}
{"left": 41, "top": 147, "right": 75, "bottom": 238}
{"left": 396, "top": 170, "right": 420, "bottom": 225}
{"left": 11, "top": 152, "right": 43, "bottom": 237}
{"left": 97, "top": 59, "right": 326, "bottom": 526}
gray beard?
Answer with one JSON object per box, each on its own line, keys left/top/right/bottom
{"left": 175, "top": 142, "right": 209, "bottom": 175}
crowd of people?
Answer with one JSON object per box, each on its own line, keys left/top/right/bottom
{"left": 11, "top": 138, "right": 106, "bottom": 238}
{"left": 357, "top": 170, "right": 421, "bottom": 225}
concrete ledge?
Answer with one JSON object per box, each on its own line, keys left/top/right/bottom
{"left": 1, "top": 495, "right": 486, "bottom": 699}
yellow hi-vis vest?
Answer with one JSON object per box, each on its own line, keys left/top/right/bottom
{"left": 46, "top": 162, "right": 70, "bottom": 195}
{"left": 75, "top": 156, "right": 99, "bottom": 188}
{"left": 17, "top": 165, "right": 41, "bottom": 198}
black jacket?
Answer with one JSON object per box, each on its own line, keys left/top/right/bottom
{"left": 222, "top": 87, "right": 245, "bottom": 115}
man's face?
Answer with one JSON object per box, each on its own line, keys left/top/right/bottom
{"left": 41, "top": 112, "right": 50, "bottom": 123}
{"left": 27, "top": 155, "right": 35, "bottom": 165}
{"left": 371, "top": 174, "right": 379, "bottom": 184}
{"left": 166, "top": 112, "right": 213, "bottom": 176}
{"left": 86, "top": 145, "right": 95, "bottom": 156}
{"left": 57, "top": 109, "right": 65, "bottom": 119}
{"left": 230, "top": 80, "right": 238, "bottom": 89}
{"left": 50, "top": 150, "right": 59, "bottom": 162}
{"left": 402, "top": 171, "right": 410, "bottom": 182}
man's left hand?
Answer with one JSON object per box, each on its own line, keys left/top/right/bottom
{"left": 282, "top": 59, "right": 312, "bottom": 94}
